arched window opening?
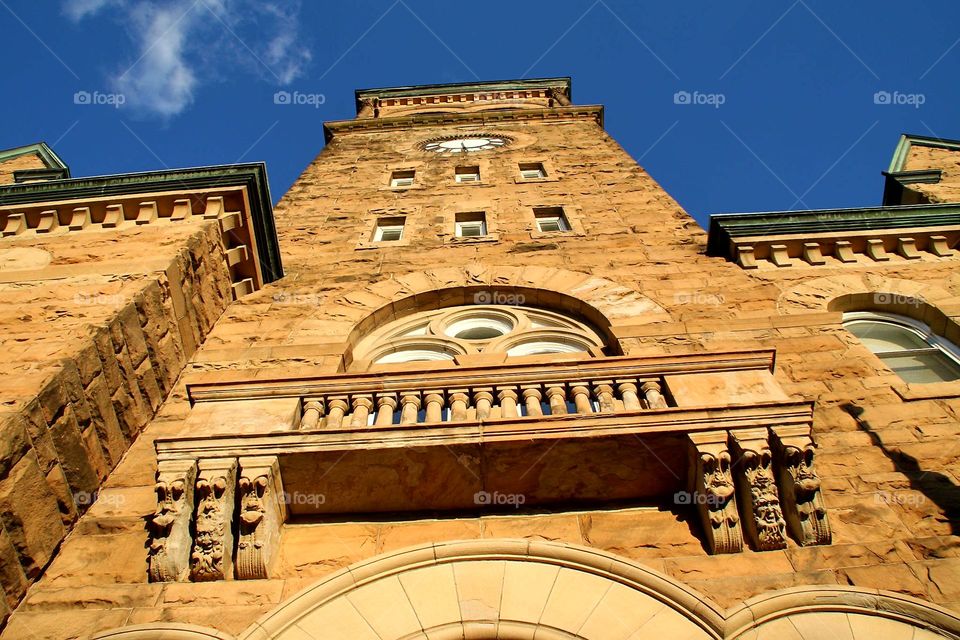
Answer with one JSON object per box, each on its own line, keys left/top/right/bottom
{"left": 843, "top": 311, "right": 960, "bottom": 384}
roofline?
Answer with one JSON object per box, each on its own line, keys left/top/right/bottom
{"left": 0, "top": 162, "right": 283, "bottom": 283}
{"left": 888, "top": 133, "right": 960, "bottom": 173}
{"left": 0, "top": 142, "right": 70, "bottom": 177}
{"left": 354, "top": 77, "right": 572, "bottom": 113}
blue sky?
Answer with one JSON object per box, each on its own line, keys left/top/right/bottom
{"left": 1, "top": 0, "right": 958, "bottom": 227}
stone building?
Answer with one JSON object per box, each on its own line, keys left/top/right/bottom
{"left": 1, "top": 78, "right": 960, "bottom": 639}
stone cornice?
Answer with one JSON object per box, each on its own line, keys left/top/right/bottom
{"left": 354, "top": 77, "right": 572, "bottom": 112}
{"left": 707, "top": 203, "right": 960, "bottom": 269}
{"left": 323, "top": 104, "right": 604, "bottom": 142}
{"left": 0, "top": 163, "right": 283, "bottom": 294}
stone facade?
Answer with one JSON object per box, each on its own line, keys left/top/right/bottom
{"left": 2, "top": 78, "right": 960, "bottom": 639}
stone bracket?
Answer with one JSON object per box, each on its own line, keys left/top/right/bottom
{"left": 688, "top": 431, "right": 743, "bottom": 554}
{"left": 730, "top": 428, "right": 788, "bottom": 552}
{"left": 189, "top": 458, "right": 238, "bottom": 582}
{"left": 147, "top": 458, "right": 198, "bottom": 582}
{"left": 236, "top": 456, "right": 285, "bottom": 580}
{"left": 770, "top": 425, "right": 831, "bottom": 546}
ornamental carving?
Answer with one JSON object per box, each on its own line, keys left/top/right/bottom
{"left": 688, "top": 432, "right": 743, "bottom": 554}
{"left": 235, "top": 456, "right": 284, "bottom": 580}
{"left": 147, "top": 460, "right": 197, "bottom": 582}
{"left": 189, "top": 459, "right": 237, "bottom": 582}
{"left": 771, "top": 426, "right": 831, "bottom": 546}
{"left": 732, "top": 429, "right": 787, "bottom": 551}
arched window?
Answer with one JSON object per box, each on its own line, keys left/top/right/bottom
{"left": 843, "top": 311, "right": 960, "bottom": 384}
{"left": 352, "top": 304, "right": 606, "bottom": 366}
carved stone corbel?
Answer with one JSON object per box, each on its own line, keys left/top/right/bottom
{"left": 189, "top": 458, "right": 238, "bottom": 582}
{"left": 236, "top": 456, "right": 286, "bottom": 580}
{"left": 770, "top": 426, "right": 831, "bottom": 546}
{"left": 148, "top": 459, "right": 197, "bottom": 582}
{"left": 730, "top": 428, "right": 787, "bottom": 551}
{"left": 688, "top": 432, "right": 742, "bottom": 554}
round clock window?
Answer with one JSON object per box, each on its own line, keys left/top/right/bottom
{"left": 420, "top": 135, "right": 511, "bottom": 154}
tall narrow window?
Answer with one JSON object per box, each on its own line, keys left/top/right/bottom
{"left": 519, "top": 162, "right": 546, "bottom": 179}
{"left": 455, "top": 166, "right": 480, "bottom": 183}
{"left": 844, "top": 311, "right": 960, "bottom": 384}
{"left": 455, "top": 212, "right": 487, "bottom": 238}
{"left": 390, "top": 170, "right": 415, "bottom": 188}
{"left": 373, "top": 217, "right": 405, "bottom": 242}
{"left": 533, "top": 207, "right": 570, "bottom": 233}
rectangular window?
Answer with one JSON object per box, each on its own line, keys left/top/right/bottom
{"left": 455, "top": 166, "right": 480, "bottom": 183}
{"left": 373, "top": 217, "right": 405, "bottom": 242}
{"left": 519, "top": 162, "right": 546, "bottom": 179}
{"left": 455, "top": 212, "right": 487, "bottom": 237}
{"left": 390, "top": 170, "right": 415, "bottom": 188}
{"left": 533, "top": 207, "right": 569, "bottom": 233}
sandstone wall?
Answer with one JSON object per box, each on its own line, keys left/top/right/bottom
{"left": 5, "top": 117, "right": 960, "bottom": 638}
{"left": 0, "top": 153, "right": 47, "bottom": 186}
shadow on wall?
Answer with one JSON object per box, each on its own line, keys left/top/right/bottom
{"left": 843, "top": 402, "right": 960, "bottom": 537}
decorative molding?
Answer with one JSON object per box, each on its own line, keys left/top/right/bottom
{"left": 236, "top": 456, "right": 285, "bottom": 580}
{"left": 770, "top": 426, "right": 831, "bottom": 546}
{"left": 147, "top": 459, "right": 197, "bottom": 582}
{"left": 688, "top": 432, "right": 743, "bottom": 554}
{"left": 730, "top": 428, "right": 788, "bottom": 551}
{"left": 189, "top": 458, "right": 238, "bottom": 582}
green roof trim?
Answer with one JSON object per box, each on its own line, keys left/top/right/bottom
{"left": 0, "top": 162, "right": 283, "bottom": 283}
{"left": 888, "top": 133, "right": 960, "bottom": 173}
{"left": 0, "top": 142, "right": 70, "bottom": 177}
{"left": 707, "top": 203, "right": 960, "bottom": 257}
{"left": 355, "top": 77, "right": 572, "bottom": 113}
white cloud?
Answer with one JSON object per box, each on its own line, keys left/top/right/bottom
{"left": 64, "top": 0, "right": 310, "bottom": 118}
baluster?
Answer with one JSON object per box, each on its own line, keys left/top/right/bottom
{"left": 449, "top": 391, "right": 469, "bottom": 422}
{"left": 521, "top": 387, "right": 543, "bottom": 417}
{"left": 400, "top": 393, "right": 421, "bottom": 424}
{"left": 299, "top": 399, "right": 324, "bottom": 430}
{"left": 325, "top": 397, "right": 349, "bottom": 428}
{"left": 350, "top": 395, "right": 374, "bottom": 427}
{"left": 545, "top": 385, "right": 567, "bottom": 415}
{"left": 497, "top": 387, "right": 519, "bottom": 418}
{"left": 593, "top": 381, "right": 615, "bottom": 413}
{"left": 374, "top": 394, "right": 398, "bottom": 426}
{"left": 474, "top": 388, "right": 494, "bottom": 420}
{"left": 641, "top": 381, "right": 668, "bottom": 409}
{"left": 617, "top": 381, "right": 641, "bottom": 411}
{"left": 424, "top": 391, "right": 444, "bottom": 423}
{"left": 569, "top": 384, "right": 593, "bottom": 414}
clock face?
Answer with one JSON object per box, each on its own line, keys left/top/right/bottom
{"left": 421, "top": 135, "right": 510, "bottom": 153}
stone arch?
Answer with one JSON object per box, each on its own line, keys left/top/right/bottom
{"left": 778, "top": 273, "right": 959, "bottom": 317}
{"left": 92, "top": 622, "right": 234, "bottom": 640}
{"left": 337, "top": 264, "right": 669, "bottom": 364}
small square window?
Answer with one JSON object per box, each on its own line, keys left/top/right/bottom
{"left": 390, "top": 170, "right": 415, "bottom": 188}
{"left": 455, "top": 166, "right": 480, "bottom": 183}
{"left": 374, "top": 217, "right": 405, "bottom": 242}
{"left": 533, "top": 207, "right": 569, "bottom": 233}
{"left": 455, "top": 212, "right": 487, "bottom": 237}
{"left": 519, "top": 162, "right": 546, "bottom": 179}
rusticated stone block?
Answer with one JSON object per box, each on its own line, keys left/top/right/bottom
{"left": 0, "top": 451, "right": 66, "bottom": 579}
{"left": 0, "top": 522, "right": 29, "bottom": 610}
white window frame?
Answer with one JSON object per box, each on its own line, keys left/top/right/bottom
{"left": 374, "top": 219, "right": 405, "bottom": 242}
{"left": 519, "top": 162, "right": 546, "bottom": 179}
{"left": 455, "top": 212, "right": 487, "bottom": 238}
{"left": 390, "top": 170, "right": 415, "bottom": 188}
{"left": 534, "top": 208, "right": 570, "bottom": 233}
{"left": 843, "top": 311, "right": 960, "bottom": 382}
{"left": 455, "top": 166, "right": 480, "bottom": 183}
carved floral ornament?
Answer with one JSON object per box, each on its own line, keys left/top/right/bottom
{"left": 351, "top": 304, "right": 607, "bottom": 366}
